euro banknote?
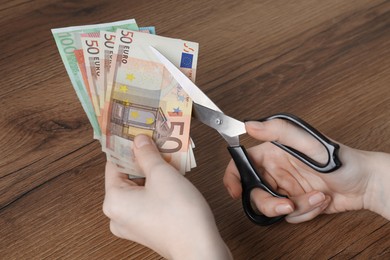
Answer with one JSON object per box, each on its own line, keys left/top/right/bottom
{"left": 52, "top": 19, "right": 198, "bottom": 177}
{"left": 102, "top": 29, "right": 198, "bottom": 176}
{"left": 81, "top": 32, "right": 103, "bottom": 120}
{"left": 52, "top": 19, "right": 139, "bottom": 139}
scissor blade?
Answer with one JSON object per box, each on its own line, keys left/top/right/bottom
{"left": 149, "top": 46, "right": 222, "bottom": 112}
{"left": 193, "top": 103, "right": 246, "bottom": 139}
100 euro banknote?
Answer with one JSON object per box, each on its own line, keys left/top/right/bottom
{"left": 102, "top": 29, "right": 199, "bottom": 176}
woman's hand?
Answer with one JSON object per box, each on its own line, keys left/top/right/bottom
{"left": 224, "top": 119, "right": 389, "bottom": 223}
{"left": 103, "top": 135, "right": 232, "bottom": 260}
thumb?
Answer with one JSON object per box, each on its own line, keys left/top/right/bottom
{"left": 245, "top": 119, "right": 327, "bottom": 163}
{"left": 133, "top": 134, "right": 172, "bottom": 178}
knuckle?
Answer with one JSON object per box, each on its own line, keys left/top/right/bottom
{"left": 102, "top": 199, "right": 121, "bottom": 220}
{"left": 109, "top": 221, "right": 123, "bottom": 238}
{"left": 222, "top": 172, "right": 233, "bottom": 187}
{"left": 273, "top": 119, "right": 290, "bottom": 138}
{"left": 257, "top": 202, "right": 273, "bottom": 217}
{"left": 262, "top": 118, "right": 288, "bottom": 142}
{"left": 275, "top": 175, "right": 296, "bottom": 194}
{"left": 251, "top": 194, "right": 273, "bottom": 217}
{"left": 102, "top": 201, "right": 111, "bottom": 218}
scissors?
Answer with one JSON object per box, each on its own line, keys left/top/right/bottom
{"left": 150, "top": 46, "right": 342, "bottom": 225}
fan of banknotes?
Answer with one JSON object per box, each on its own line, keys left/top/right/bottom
{"left": 52, "top": 19, "right": 198, "bottom": 177}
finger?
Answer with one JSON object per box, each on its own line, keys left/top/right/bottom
{"left": 286, "top": 197, "right": 331, "bottom": 223}
{"left": 245, "top": 120, "right": 328, "bottom": 164}
{"left": 224, "top": 144, "right": 305, "bottom": 199}
{"left": 223, "top": 143, "right": 271, "bottom": 199}
{"left": 251, "top": 188, "right": 294, "bottom": 217}
{"left": 130, "top": 177, "right": 146, "bottom": 186}
{"left": 223, "top": 159, "right": 242, "bottom": 199}
{"left": 285, "top": 191, "right": 331, "bottom": 223}
{"left": 105, "top": 161, "right": 138, "bottom": 192}
{"left": 109, "top": 221, "right": 126, "bottom": 239}
{"left": 133, "top": 134, "right": 175, "bottom": 178}
{"left": 103, "top": 180, "right": 145, "bottom": 224}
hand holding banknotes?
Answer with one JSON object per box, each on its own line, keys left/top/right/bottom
{"left": 224, "top": 120, "right": 390, "bottom": 223}
{"left": 103, "top": 134, "right": 232, "bottom": 260}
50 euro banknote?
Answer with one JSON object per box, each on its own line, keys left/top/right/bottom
{"left": 51, "top": 19, "right": 139, "bottom": 139}
{"left": 102, "top": 29, "right": 199, "bottom": 176}
{"left": 76, "top": 27, "right": 157, "bottom": 129}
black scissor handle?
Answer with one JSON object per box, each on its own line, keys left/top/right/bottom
{"left": 227, "top": 114, "right": 342, "bottom": 225}
{"left": 228, "top": 145, "right": 287, "bottom": 225}
{"left": 260, "top": 113, "right": 342, "bottom": 173}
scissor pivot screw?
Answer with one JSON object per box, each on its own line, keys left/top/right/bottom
{"left": 215, "top": 118, "right": 223, "bottom": 125}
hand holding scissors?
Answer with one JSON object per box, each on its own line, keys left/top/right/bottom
{"left": 151, "top": 46, "right": 342, "bottom": 225}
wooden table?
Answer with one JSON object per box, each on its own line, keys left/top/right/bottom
{"left": 1, "top": 0, "right": 389, "bottom": 259}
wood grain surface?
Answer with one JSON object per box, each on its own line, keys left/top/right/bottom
{"left": 1, "top": 0, "right": 389, "bottom": 259}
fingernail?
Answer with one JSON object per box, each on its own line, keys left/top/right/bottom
{"left": 275, "top": 204, "right": 293, "bottom": 215}
{"left": 309, "top": 192, "right": 325, "bottom": 206}
{"left": 134, "top": 135, "right": 151, "bottom": 148}
{"left": 245, "top": 121, "right": 264, "bottom": 130}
